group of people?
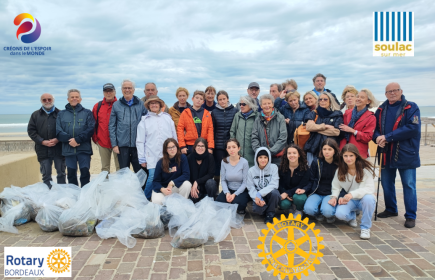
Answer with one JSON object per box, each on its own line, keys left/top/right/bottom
{"left": 27, "top": 73, "right": 422, "bottom": 240}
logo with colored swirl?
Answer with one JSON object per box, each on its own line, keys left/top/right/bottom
{"left": 14, "top": 13, "right": 41, "bottom": 43}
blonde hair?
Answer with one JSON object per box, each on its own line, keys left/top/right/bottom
{"left": 303, "top": 91, "right": 318, "bottom": 102}
{"left": 320, "top": 92, "right": 341, "bottom": 111}
{"left": 360, "top": 88, "right": 380, "bottom": 109}
{"left": 285, "top": 90, "right": 301, "bottom": 101}
{"left": 176, "top": 87, "right": 189, "bottom": 98}
{"left": 341, "top": 88, "right": 358, "bottom": 102}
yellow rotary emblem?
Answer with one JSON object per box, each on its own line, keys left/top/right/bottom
{"left": 47, "top": 249, "right": 71, "bottom": 273}
{"left": 258, "top": 213, "right": 324, "bottom": 280}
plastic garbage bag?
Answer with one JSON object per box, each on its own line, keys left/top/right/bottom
{"left": 207, "top": 202, "right": 244, "bottom": 243}
{"left": 159, "top": 206, "right": 172, "bottom": 229}
{"left": 164, "top": 193, "right": 196, "bottom": 236}
{"left": 35, "top": 203, "right": 63, "bottom": 232}
{"left": 0, "top": 187, "right": 32, "bottom": 231}
{"left": 132, "top": 203, "right": 164, "bottom": 239}
{"left": 18, "top": 183, "right": 50, "bottom": 220}
{"left": 58, "top": 172, "right": 107, "bottom": 236}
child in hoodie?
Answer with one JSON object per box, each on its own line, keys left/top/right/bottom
{"left": 247, "top": 147, "right": 280, "bottom": 224}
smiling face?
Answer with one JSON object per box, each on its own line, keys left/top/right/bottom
{"left": 355, "top": 91, "right": 371, "bottom": 109}
{"left": 257, "top": 155, "right": 269, "bottom": 169}
{"left": 319, "top": 94, "right": 330, "bottom": 109}
{"left": 68, "top": 91, "right": 82, "bottom": 107}
{"left": 314, "top": 77, "right": 325, "bottom": 92}
{"left": 304, "top": 94, "right": 316, "bottom": 107}
{"left": 261, "top": 98, "right": 274, "bottom": 115}
{"left": 217, "top": 94, "right": 228, "bottom": 108}
{"left": 195, "top": 141, "right": 206, "bottom": 155}
{"left": 226, "top": 140, "right": 240, "bottom": 157}
{"left": 103, "top": 89, "right": 116, "bottom": 102}
{"left": 287, "top": 96, "right": 300, "bottom": 110}
{"left": 343, "top": 151, "right": 356, "bottom": 166}
{"left": 322, "top": 144, "right": 335, "bottom": 161}
{"left": 287, "top": 147, "right": 300, "bottom": 164}
{"left": 149, "top": 101, "right": 161, "bottom": 113}
{"left": 122, "top": 81, "right": 135, "bottom": 101}
{"left": 205, "top": 89, "right": 216, "bottom": 103}
{"left": 41, "top": 93, "right": 54, "bottom": 109}
{"left": 240, "top": 100, "right": 251, "bottom": 113}
{"left": 166, "top": 141, "right": 178, "bottom": 158}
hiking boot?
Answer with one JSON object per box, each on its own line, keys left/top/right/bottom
{"left": 360, "top": 229, "right": 370, "bottom": 239}
{"left": 348, "top": 219, "right": 358, "bottom": 227}
{"left": 326, "top": 216, "right": 336, "bottom": 224}
{"left": 264, "top": 214, "right": 274, "bottom": 224}
{"left": 377, "top": 210, "right": 398, "bottom": 218}
{"left": 404, "top": 218, "right": 416, "bottom": 228}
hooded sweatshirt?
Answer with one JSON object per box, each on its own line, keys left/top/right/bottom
{"left": 246, "top": 147, "right": 279, "bottom": 200}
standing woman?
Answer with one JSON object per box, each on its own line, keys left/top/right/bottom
{"left": 230, "top": 96, "right": 259, "bottom": 167}
{"left": 340, "top": 87, "right": 358, "bottom": 113}
{"left": 303, "top": 139, "right": 341, "bottom": 223}
{"left": 251, "top": 94, "right": 287, "bottom": 165}
{"left": 136, "top": 97, "right": 178, "bottom": 200}
{"left": 278, "top": 144, "right": 310, "bottom": 217}
{"left": 304, "top": 91, "right": 343, "bottom": 165}
{"left": 216, "top": 139, "right": 250, "bottom": 214}
{"left": 188, "top": 138, "right": 218, "bottom": 203}
{"left": 202, "top": 86, "right": 217, "bottom": 111}
{"left": 339, "top": 89, "right": 378, "bottom": 159}
{"left": 211, "top": 90, "right": 238, "bottom": 183}
{"left": 151, "top": 138, "right": 192, "bottom": 205}
{"left": 303, "top": 91, "right": 318, "bottom": 112}
{"left": 168, "top": 87, "right": 191, "bottom": 128}
{"left": 274, "top": 90, "right": 310, "bottom": 144}
{"left": 330, "top": 143, "right": 376, "bottom": 239}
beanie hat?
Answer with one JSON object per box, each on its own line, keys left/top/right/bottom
{"left": 256, "top": 149, "right": 269, "bottom": 165}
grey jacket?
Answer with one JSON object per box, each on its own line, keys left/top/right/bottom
{"left": 230, "top": 111, "right": 259, "bottom": 167}
{"left": 109, "top": 96, "right": 147, "bottom": 148}
{"left": 251, "top": 110, "right": 287, "bottom": 157}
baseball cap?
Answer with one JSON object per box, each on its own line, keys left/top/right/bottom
{"left": 103, "top": 83, "right": 115, "bottom": 91}
{"left": 248, "top": 82, "right": 260, "bottom": 89}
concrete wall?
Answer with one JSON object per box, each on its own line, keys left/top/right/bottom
{"left": 0, "top": 153, "right": 41, "bottom": 192}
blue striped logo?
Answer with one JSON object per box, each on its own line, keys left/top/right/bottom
{"left": 374, "top": 12, "right": 413, "bottom": 42}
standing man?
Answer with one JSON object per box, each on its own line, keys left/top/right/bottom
{"left": 312, "top": 73, "right": 340, "bottom": 105}
{"left": 270, "top": 83, "right": 286, "bottom": 107}
{"left": 92, "top": 83, "right": 120, "bottom": 173}
{"left": 28, "top": 93, "right": 66, "bottom": 188}
{"left": 56, "top": 89, "right": 95, "bottom": 187}
{"left": 109, "top": 79, "right": 147, "bottom": 172}
{"left": 141, "top": 82, "right": 168, "bottom": 112}
{"left": 373, "top": 83, "right": 421, "bottom": 228}
{"left": 237, "top": 82, "right": 262, "bottom": 112}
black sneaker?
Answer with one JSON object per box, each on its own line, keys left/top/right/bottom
{"left": 264, "top": 214, "right": 274, "bottom": 224}
{"left": 377, "top": 210, "right": 398, "bottom": 218}
{"left": 237, "top": 209, "right": 246, "bottom": 215}
{"left": 404, "top": 218, "right": 416, "bottom": 228}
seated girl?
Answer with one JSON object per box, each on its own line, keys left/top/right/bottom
{"left": 188, "top": 138, "right": 218, "bottom": 203}
{"left": 303, "top": 139, "right": 340, "bottom": 223}
{"left": 278, "top": 144, "right": 310, "bottom": 218}
{"left": 216, "top": 139, "right": 250, "bottom": 214}
{"left": 152, "top": 138, "right": 192, "bottom": 205}
{"left": 330, "top": 143, "right": 376, "bottom": 240}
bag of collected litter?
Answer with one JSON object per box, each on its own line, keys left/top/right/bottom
{"left": 0, "top": 203, "right": 30, "bottom": 234}
{"left": 171, "top": 197, "right": 217, "bottom": 249}
{"left": 35, "top": 203, "right": 63, "bottom": 232}
{"left": 58, "top": 172, "right": 107, "bottom": 237}
{"left": 207, "top": 202, "right": 244, "bottom": 243}
{"left": 18, "top": 182, "right": 50, "bottom": 220}
{"left": 132, "top": 203, "right": 164, "bottom": 239}
{"left": 159, "top": 206, "right": 172, "bottom": 229}
{"left": 0, "top": 187, "right": 31, "bottom": 228}
{"left": 165, "top": 193, "right": 197, "bottom": 236}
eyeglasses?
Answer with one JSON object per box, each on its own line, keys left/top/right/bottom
{"left": 240, "top": 103, "right": 247, "bottom": 106}
{"left": 122, "top": 87, "right": 133, "bottom": 90}
{"left": 167, "top": 146, "right": 177, "bottom": 150}
{"left": 196, "top": 145, "right": 205, "bottom": 148}
{"left": 385, "top": 89, "right": 401, "bottom": 95}
{"left": 42, "top": 98, "right": 52, "bottom": 102}
{"left": 318, "top": 98, "right": 329, "bottom": 101}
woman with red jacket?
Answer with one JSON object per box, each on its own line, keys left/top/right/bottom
{"left": 339, "top": 89, "right": 379, "bottom": 158}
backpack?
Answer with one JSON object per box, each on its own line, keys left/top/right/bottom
{"left": 294, "top": 110, "right": 317, "bottom": 149}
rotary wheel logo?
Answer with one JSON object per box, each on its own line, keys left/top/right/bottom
{"left": 258, "top": 214, "right": 324, "bottom": 280}
{"left": 47, "top": 249, "right": 71, "bottom": 273}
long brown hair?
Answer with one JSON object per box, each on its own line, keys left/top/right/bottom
{"left": 338, "top": 143, "right": 375, "bottom": 182}
{"left": 161, "top": 138, "right": 181, "bottom": 173}
{"left": 223, "top": 138, "right": 240, "bottom": 163}
{"left": 280, "top": 144, "right": 308, "bottom": 173}
{"left": 318, "top": 138, "right": 340, "bottom": 165}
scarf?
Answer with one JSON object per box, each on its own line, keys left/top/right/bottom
{"left": 316, "top": 106, "right": 333, "bottom": 118}
{"left": 42, "top": 106, "right": 55, "bottom": 114}
{"left": 261, "top": 109, "right": 275, "bottom": 122}
{"left": 312, "top": 88, "right": 324, "bottom": 96}
{"left": 345, "top": 106, "right": 368, "bottom": 142}
{"left": 193, "top": 149, "right": 209, "bottom": 161}
{"left": 241, "top": 110, "right": 253, "bottom": 119}
{"left": 126, "top": 98, "right": 134, "bottom": 106}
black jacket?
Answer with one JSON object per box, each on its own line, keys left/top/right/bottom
{"left": 304, "top": 158, "right": 345, "bottom": 197}
{"left": 303, "top": 109, "right": 343, "bottom": 155}
{"left": 187, "top": 153, "right": 215, "bottom": 189}
{"left": 27, "top": 107, "right": 63, "bottom": 162}
{"left": 278, "top": 165, "right": 310, "bottom": 196}
{"left": 211, "top": 103, "right": 238, "bottom": 150}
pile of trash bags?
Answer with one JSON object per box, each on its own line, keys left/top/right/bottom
{"left": 0, "top": 168, "right": 244, "bottom": 249}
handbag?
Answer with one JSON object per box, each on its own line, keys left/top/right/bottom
{"left": 294, "top": 110, "right": 318, "bottom": 149}
{"left": 263, "top": 127, "right": 285, "bottom": 158}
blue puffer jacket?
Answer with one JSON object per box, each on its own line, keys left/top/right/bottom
{"left": 373, "top": 95, "right": 421, "bottom": 169}
{"left": 211, "top": 103, "right": 238, "bottom": 150}
{"left": 274, "top": 98, "right": 310, "bottom": 144}
{"left": 109, "top": 96, "right": 147, "bottom": 148}
{"left": 56, "top": 103, "right": 95, "bottom": 156}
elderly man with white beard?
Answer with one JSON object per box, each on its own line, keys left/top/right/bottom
{"left": 27, "top": 93, "right": 66, "bottom": 188}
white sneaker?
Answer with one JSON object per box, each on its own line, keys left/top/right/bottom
{"left": 315, "top": 215, "right": 324, "bottom": 222}
{"left": 294, "top": 210, "right": 303, "bottom": 219}
{"left": 348, "top": 219, "right": 358, "bottom": 227}
{"left": 360, "top": 229, "right": 370, "bottom": 239}
{"left": 326, "top": 216, "right": 336, "bottom": 224}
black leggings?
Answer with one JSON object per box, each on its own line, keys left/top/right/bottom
{"left": 216, "top": 189, "right": 250, "bottom": 212}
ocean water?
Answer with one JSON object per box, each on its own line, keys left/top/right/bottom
{"left": 1, "top": 107, "right": 435, "bottom": 134}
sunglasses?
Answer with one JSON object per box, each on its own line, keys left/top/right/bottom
{"left": 318, "top": 98, "right": 329, "bottom": 102}
{"left": 240, "top": 103, "right": 247, "bottom": 106}
{"left": 42, "top": 98, "right": 53, "bottom": 102}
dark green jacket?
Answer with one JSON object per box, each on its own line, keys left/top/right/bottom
{"left": 230, "top": 111, "right": 259, "bottom": 167}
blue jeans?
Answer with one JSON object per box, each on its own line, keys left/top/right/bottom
{"left": 144, "top": 168, "right": 155, "bottom": 200}
{"left": 304, "top": 194, "right": 336, "bottom": 218}
{"left": 335, "top": 195, "right": 376, "bottom": 229}
{"left": 381, "top": 167, "right": 417, "bottom": 219}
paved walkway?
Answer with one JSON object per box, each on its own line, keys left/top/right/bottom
{"left": 1, "top": 168, "right": 435, "bottom": 279}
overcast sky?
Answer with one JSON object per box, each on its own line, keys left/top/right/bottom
{"left": 0, "top": 0, "right": 434, "bottom": 114}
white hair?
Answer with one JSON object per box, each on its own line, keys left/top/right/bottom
{"left": 239, "top": 95, "right": 258, "bottom": 112}
{"left": 121, "top": 79, "right": 136, "bottom": 89}
{"left": 259, "top": 94, "right": 275, "bottom": 106}
{"left": 145, "top": 82, "right": 157, "bottom": 89}
{"left": 67, "top": 89, "right": 81, "bottom": 98}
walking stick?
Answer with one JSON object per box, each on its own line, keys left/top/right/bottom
{"left": 374, "top": 148, "right": 383, "bottom": 221}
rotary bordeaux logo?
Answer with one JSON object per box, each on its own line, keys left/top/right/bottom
{"left": 258, "top": 213, "right": 324, "bottom": 279}
{"left": 47, "top": 249, "right": 71, "bottom": 273}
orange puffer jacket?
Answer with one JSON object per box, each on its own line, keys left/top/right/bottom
{"left": 177, "top": 108, "right": 214, "bottom": 149}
